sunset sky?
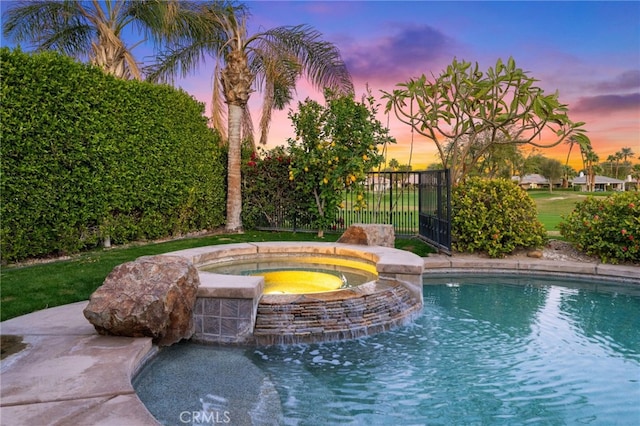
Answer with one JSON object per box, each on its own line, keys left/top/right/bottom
{"left": 3, "top": 1, "right": 639, "bottom": 171}
{"left": 182, "top": 0, "right": 640, "bottom": 170}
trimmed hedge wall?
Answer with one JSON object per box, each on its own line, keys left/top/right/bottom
{"left": 1, "top": 48, "right": 225, "bottom": 263}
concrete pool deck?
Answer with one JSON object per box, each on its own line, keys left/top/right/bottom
{"left": 1, "top": 256, "right": 638, "bottom": 426}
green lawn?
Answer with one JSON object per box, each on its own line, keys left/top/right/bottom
{"left": 528, "top": 190, "right": 611, "bottom": 232}
{"left": 0, "top": 189, "right": 611, "bottom": 322}
{"left": 0, "top": 231, "right": 433, "bottom": 321}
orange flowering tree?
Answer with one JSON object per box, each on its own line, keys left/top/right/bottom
{"left": 287, "top": 90, "right": 394, "bottom": 237}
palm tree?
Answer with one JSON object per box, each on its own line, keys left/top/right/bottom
{"left": 620, "top": 147, "right": 635, "bottom": 163}
{"left": 388, "top": 158, "right": 400, "bottom": 171}
{"left": 580, "top": 146, "right": 599, "bottom": 192}
{"left": 3, "top": 0, "right": 184, "bottom": 80}
{"left": 563, "top": 134, "right": 591, "bottom": 187}
{"left": 147, "top": 1, "right": 353, "bottom": 232}
{"left": 614, "top": 151, "right": 624, "bottom": 179}
{"left": 606, "top": 154, "right": 617, "bottom": 177}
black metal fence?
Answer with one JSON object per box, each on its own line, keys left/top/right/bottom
{"left": 255, "top": 170, "right": 451, "bottom": 252}
{"left": 418, "top": 169, "right": 451, "bottom": 253}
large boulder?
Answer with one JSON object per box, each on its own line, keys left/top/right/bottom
{"left": 337, "top": 224, "right": 395, "bottom": 247}
{"left": 83, "top": 255, "right": 199, "bottom": 346}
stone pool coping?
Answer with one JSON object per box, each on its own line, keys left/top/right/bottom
{"left": 423, "top": 254, "right": 640, "bottom": 282}
{"left": 1, "top": 255, "right": 637, "bottom": 425}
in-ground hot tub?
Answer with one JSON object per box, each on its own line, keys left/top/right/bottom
{"left": 203, "top": 254, "right": 380, "bottom": 294}
{"left": 162, "top": 242, "right": 424, "bottom": 345}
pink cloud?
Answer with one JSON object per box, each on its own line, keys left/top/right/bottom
{"left": 342, "top": 24, "right": 459, "bottom": 83}
{"left": 591, "top": 70, "right": 640, "bottom": 92}
{"left": 572, "top": 93, "right": 640, "bottom": 114}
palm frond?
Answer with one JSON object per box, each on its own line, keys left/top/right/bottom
{"left": 145, "top": 1, "right": 236, "bottom": 83}
{"left": 145, "top": 40, "right": 217, "bottom": 83}
{"left": 3, "top": 1, "right": 94, "bottom": 57}
{"left": 242, "top": 104, "right": 255, "bottom": 148}
{"left": 259, "top": 82, "right": 275, "bottom": 146}
{"left": 211, "top": 62, "right": 228, "bottom": 141}
{"left": 255, "top": 24, "right": 353, "bottom": 95}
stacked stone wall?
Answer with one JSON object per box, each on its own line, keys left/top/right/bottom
{"left": 253, "top": 280, "right": 422, "bottom": 345}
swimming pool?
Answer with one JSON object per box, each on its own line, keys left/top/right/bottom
{"left": 134, "top": 274, "right": 640, "bottom": 425}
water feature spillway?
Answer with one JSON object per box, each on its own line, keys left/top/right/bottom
{"left": 161, "top": 242, "right": 425, "bottom": 345}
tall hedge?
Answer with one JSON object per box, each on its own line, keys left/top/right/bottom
{"left": 1, "top": 48, "right": 225, "bottom": 263}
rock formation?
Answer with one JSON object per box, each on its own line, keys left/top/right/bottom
{"left": 337, "top": 224, "right": 395, "bottom": 247}
{"left": 83, "top": 255, "right": 199, "bottom": 346}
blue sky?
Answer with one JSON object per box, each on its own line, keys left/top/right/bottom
{"left": 3, "top": 1, "right": 639, "bottom": 169}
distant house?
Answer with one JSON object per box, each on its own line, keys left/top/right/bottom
{"left": 366, "top": 175, "right": 391, "bottom": 191}
{"left": 512, "top": 174, "right": 560, "bottom": 190}
{"left": 571, "top": 175, "right": 625, "bottom": 192}
{"left": 402, "top": 173, "right": 420, "bottom": 187}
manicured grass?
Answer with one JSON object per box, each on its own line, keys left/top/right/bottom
{"left": 528, "top": 190, "right": 611, "bottom": 232}
{"left": 0, "top": 230, "right": 434, "bottom": 321}
{"left": 3, "top": 189, "right": 612, "bottom": 321}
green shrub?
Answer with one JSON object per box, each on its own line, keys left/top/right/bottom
{"left": 0, "top": 48, "right": 225, "bottom": 262}
{"left": 241, "top": 146, "right": 311, "bottom": 229}
{"left": 558, "top": 192, "right": 640, "bottom": 264}
{"left": 452, "top": 177, "right": 547, "bottom": 257}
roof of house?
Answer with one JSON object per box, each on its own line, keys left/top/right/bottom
{"left": 571, "top": 175, "right": 625, "bottom": 184}
{"left": 513, "top": 174, "right": 549, "bottom": 185}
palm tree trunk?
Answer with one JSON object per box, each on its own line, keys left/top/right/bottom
{"left": 226, "top": 103, "right": 243, "bottom": 232}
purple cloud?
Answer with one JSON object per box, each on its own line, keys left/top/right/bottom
{"left": 343, "top": 24, "right": 458, "bottom": 82}
{"left": 572, "top": 93, "right": 640, "bottom": 114}
{"left": 591, "top": 70, "right": 640, "bottom": 92}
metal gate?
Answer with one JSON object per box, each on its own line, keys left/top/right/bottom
{"left": 253, "top": 170, "right": 451, "bottom": 253}
{"left": 418, "top": 170, "right": 451, "bottom": 254}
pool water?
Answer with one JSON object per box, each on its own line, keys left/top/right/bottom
{"left": 134, "top": 275, "right": 640, "bottom": 425}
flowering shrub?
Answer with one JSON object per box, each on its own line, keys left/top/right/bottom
{"left": 452, "top": 178, "right": 547, "bottom": 258}
{"left": 241, "top": 146, "right": 312, "bottom": 230}
{"left": 559, "top": 192, "right": 640, "bottom": 264}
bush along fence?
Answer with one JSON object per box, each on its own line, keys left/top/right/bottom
{"left": 251, "top": 170, "right": 452, "bottom": 251}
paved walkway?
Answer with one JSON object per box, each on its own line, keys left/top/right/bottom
{"left": 0, "top": 301, "right": 158, "bottom": 426}
{"left": 1, "top": 258, "right": 637, "bottom": 426}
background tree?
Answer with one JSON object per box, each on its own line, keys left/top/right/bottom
{"left": 521, "top": 152, "right": 545, "bottom": 176}
{"left": 620, "top": 147, "right": 635, "bottom": 163}
{"left": 148, "top": 1, "right": 353, "bottom": 232}
{"left": 614, "top": 151, "right": 624, "bottom": 178}
{"left": 631, "top": 164, "right": 640, "bottom": 189}
{"left": 387, "top": 158, "right": 400, "bottom": 171}
{"left": 605, "top": 154, "right": 618, "bottom": 177}
{"left": 618, "top": 147, "right": 635, "bottom": 180}
{"left": 475, "top": 143, "right": 524, "bottom": 179}
{"left": 287, "top": 90, "right": 394, "bottom": 237}
{"left": 539, "top": 157, "right": 564, "bottom": 192}
{"left": 450, "top": 129, "right": 525, "bottom": 179}
{"left": 579, "top": 142, "right": 599, "bottom": 192}
{"left": 382, "top": 57, "right": 589, "bottom": 184}
{"left": 3, "top": 0, "right": 185, "bottom": 80}
{"left": 562, "top": 164, "right": 578, "bottom": 186}
{"left": 562, "top": 133, "right": 591, "bottom": 188}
